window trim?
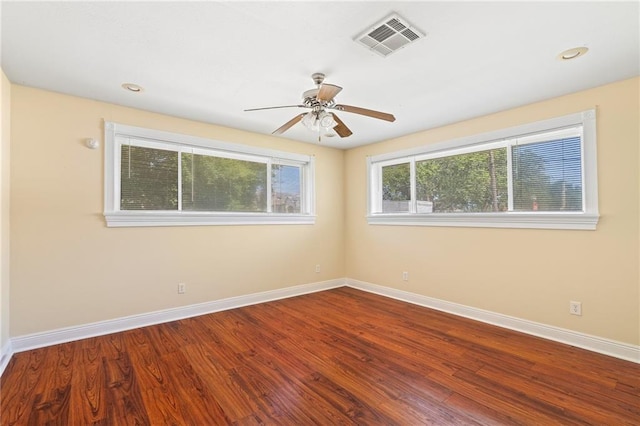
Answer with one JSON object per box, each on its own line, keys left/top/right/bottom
{"left": 104, "top": 122, "right": 316, "bottom": 227}
{"left": 367, "top": 109, "right": 598, "bottom": 230}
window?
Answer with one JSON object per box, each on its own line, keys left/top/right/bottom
{"left": 105, "top": 122, "right": 315, "bottom": 227}
{"left": 368, "top": 110, "right": 598, "bottom": 229}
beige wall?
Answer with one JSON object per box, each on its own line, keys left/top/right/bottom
{"left": 0, "top": 69, "right": 10, "bottom": 351}
{"left": 10, "top": 85, "right": 345, "bottom": 336}
{"left": 345, "top": 77, "right": 640, "bottom": 346}
{"left": 7, "top": 78, "right": 640, "bottom": 348}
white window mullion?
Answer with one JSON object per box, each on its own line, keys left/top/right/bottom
{"left": 113, "top": 138, "right": 122, "bottom": 211}
{"left": 409, "top": 158, "right": 417, "bottom": 214}
{"left": 190, "top": 150, "right": 194, "bottom": 207}
{"left": 377, "top": 164, "right": 384, "bottom": 213}
{"left": 307, "top": 156, "right": 316, "bottom": 215}
{"left": 299, "top": 162, "right": 306, "bottom": 214}
{"left": 366, "top": 157, "right": 377, "bottom": 214}
{"left": 177, "top": 149, "right": 182, "bottom": 211}
{"left": 506, "top": 139, "right": 514, "bottom": 212}
{"left": 112, "top": 138, "right": 123, "bottom": 212}
{"left": 267, "top": 159, "right": 273, "bottom": 213}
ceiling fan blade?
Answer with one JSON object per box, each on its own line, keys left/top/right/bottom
{"left": 333, "top": 104, "right": 396, "bottom": 122}
{"left": 272, "top": 113, "right": 306, "bottom": 135}
{"left": 330, "top": 113, "right": 353, "bottom": 138}
{"left": 317, "top": 84, "right": 342, "bottom": 101}
{"left": 244, "top": 105, "right": 306, "bottom": 112}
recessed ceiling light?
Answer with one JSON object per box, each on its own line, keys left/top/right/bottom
{"left": 121, "top": 83, "right": 143, "bottom": 92}
{"left": 557, "top": 47, "right": 589, "bottom": 61}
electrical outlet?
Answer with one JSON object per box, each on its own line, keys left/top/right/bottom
{"left": 402, "top": 271, "right": 409, "bottom": 281}
{"left": 178, "top": 283, "right": 186, "bottom": 294}
{"left": 569, "top": 301, "right": 582, "bottom": 316}
{"left": 315, "top": 264, "right": 321, "bottom": 273}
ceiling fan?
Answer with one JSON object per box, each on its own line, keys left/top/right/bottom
{"left": 245, "top": 73, "right": 395, "bottom": 140}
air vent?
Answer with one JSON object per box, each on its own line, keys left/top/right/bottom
{"left": 355, "top": 13, "right": 426, "bottom": 57}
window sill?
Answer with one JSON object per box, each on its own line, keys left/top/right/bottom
{"left": 367, "top": 212, "right": 599, "bottom": 230}
{"left": 105, "top": 211, "right": 316, "bottom": 227}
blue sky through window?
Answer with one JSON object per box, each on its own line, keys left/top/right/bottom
{"left": 273, "top": 165, "right": 300, "bottom": 195}
{"left": 514, "top": 137, "right": 582, "bottom": 187}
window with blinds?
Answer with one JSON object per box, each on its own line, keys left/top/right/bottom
{"left": 120, "top": 145, "right": 179, "bottom": 211}
{"left": 512, "top": 135, "right": 582, "bottom": 212}
{"left": 368, "top": 110, "right": 598, "bottom": 230}
{"left": 104, "top": 122, "right": 315, "bottom": 227}
{"left": 181, "top": 152, "right": 268, "bottom": 212}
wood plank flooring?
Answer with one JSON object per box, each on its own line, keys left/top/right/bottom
{"left": 1, "top": 287, "right": 639, "bottom": 425}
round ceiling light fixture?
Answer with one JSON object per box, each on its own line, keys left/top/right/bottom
{"left": 557, "top": 47, "right": 589, "bottom": 61}
{"left": 121, "top": 83, "right": 144, "bottom": 92}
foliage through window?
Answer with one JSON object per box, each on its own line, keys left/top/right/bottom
{"left": 415, "top": 148, "right": 508, "bottom": 213}
{"left": 105, "top": 123, "right": 314, "bottom": 227}
{"left": 369, "top": 110, "right": 598, "bottom": 230}
{"left": 121, "top": 145, "right": 178, "bottom": 211}
{"left": 180, "top": 153, "right": 267, "bottom": 212}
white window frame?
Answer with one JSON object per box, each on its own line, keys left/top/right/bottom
{"left": 104, "top": 122, "right": 315, "bottom": 227}
{"left": 367, "top": 109, "right": 598, "bottom": 230}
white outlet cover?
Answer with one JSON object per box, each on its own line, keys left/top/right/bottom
{"left": 569, "top": 301, "right": 582, "bottom": 315}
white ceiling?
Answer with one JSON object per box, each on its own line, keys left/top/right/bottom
{"left": 1, "top": 1, "right": 638, "bottom": 149}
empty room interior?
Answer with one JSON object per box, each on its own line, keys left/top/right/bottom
{"left": 0, "top": 1, "right": 639, "bottom": 424}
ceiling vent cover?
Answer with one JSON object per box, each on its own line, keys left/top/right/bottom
{"left": 355, "top": 13, "right": 426, "bottom": 57}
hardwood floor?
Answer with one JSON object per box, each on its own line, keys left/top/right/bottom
{"left": 1, "top": 287, "right": 639, "bottom": 425}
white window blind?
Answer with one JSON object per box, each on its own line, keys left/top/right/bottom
{"left": 181, "top": 152, "right": 268, "bottom": 212}
{"left": 120, "top": 144, "right": 179, "bottom": 211}
{"left": 512, "top": 135, "right": 582, "bottom": 212}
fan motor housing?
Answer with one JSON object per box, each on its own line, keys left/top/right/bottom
{"left": 302, "top": 88, "right": 334, "bottom": 109}
{"left": 302, "top": 89, "right": 319, "bottom": 100}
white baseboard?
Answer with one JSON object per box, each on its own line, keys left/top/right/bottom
{"left": 347, "top": 278, "right": 640, "bottom": 364}
{"left": 10, "top": 278, "right": 345, "bottom": 354}
{"left": 5, "top": 278, "right": 638, "bottom": 369}
{"left": 0, "top": 339, "right": 13, "bottom": 377}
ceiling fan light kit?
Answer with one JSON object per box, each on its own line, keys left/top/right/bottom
{"left": 245, "top": 72, "right": 395, "bottom": 141}
{"left": 302, "top": 110, "right": 337, "bottom": 132}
